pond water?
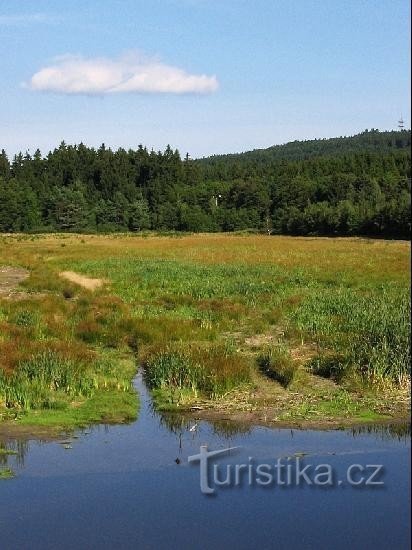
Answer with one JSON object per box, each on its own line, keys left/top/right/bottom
{"left": 0, "top": 375, "right": 410, "bottom": 550}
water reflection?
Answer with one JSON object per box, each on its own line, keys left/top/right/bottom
{"left": 0, "top": 438, "right": 29, "bottom": 468}
{"left": 350, "top": 422, "right": 411, "bottom": 441}
{"left": 0, "top": 376, "right": 410, "bottom": 550}
{"left": 156, "top": 411, "right": 252, "bottom": 438}
{"left": 0, "top": 372, "right": 410, "bottom": 475}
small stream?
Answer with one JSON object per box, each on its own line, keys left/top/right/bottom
{"left": 0, "top": 374, "right": 410, "bottom": 549}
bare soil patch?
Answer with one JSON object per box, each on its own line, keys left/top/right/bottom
{"left": 60, "top": 271, "right": 105, "bottom": 291}
{"left": 0, "top": 266, "right": 29, "bottom": 298}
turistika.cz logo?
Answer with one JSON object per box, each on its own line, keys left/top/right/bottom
{"left": 188, "top": 445, "right": 385, "bottom": 495}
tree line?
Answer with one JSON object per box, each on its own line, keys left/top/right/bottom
{"left": 0, "top": 129, "right": 410, "bottom": 237}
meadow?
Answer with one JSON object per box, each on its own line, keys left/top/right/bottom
{"left": 0, "top": 233, "right": 410, "bottom": 431}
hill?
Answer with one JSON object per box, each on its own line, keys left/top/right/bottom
{"left": 198, "top": 129, "right": 411, "bottom": 164}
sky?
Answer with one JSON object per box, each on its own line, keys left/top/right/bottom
{"left": 0, "top": 0, "right": 410, "bottom": 158}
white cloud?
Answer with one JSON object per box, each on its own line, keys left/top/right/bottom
{"left": 27, "top": 53, "right": 219, "bottom": 95}
{"left": 0, "top": 13, "right": 60, "bottom": 26}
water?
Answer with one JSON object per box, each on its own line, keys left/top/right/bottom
{"left": 0, "top": 375, "right": 410, "bottom": 550}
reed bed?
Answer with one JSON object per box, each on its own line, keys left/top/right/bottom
{"left": 144, "top": 344, "right": 251, "bottom": 399}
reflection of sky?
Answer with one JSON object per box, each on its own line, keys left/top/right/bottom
{"left": 2, "top": 375, "right": 410, "bottom": 478}
{"left": 0, "top": 375, "right": 410, "bottom": 549}
{"left": 2, "top": 421, "right": 411, "bottom": 479}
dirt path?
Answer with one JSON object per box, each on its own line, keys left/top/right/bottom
{"left": 0, "top": 266, "right": 30, "bottom": 298}
{"left": 60, "top": 271, "right": 105, "bottom": 291}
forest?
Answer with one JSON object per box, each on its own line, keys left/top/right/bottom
{"left": 0, "top": 129, "right": 410, "bottom": 237}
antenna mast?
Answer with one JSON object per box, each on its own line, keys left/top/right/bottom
{"left": 398, "top": 115, "right": 405, "bottom": 130}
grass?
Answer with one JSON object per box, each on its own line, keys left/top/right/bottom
{"left": 257, "top": 345, "right": 297, "bottom": 388}
{"left": 0, "top": 354, "right": 138, "bottom": 429}
{"left": 144, "top": 343, "right": 252, "bottom": 401}
{"left": 19, "top": 386, "right": 138, "bottom": 427}
{"left": 0, "top": 233, "right": 410, "bottom": 428}
{"left": 278, "top": 389, "right": 392, "bottom": 424}
{"left": 0, "top": 467, "right": 15, "bottom": 480}
{"left": 289, "top": 286, "right": 410, "bottom": 389}
{"left": 0, "top": 256, "right": 139, "bottom": 429}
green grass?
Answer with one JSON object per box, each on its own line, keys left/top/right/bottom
{"left": 144, "top": 344, "right": 252, "bottom": 401}
{"left": 276, "top": 388, "right": 391, "bottom": 423}
{"left": 257, "top": 345, "right": 297, "bottom": 388}
{"left": 5, "top": 354, "right": 138, "bottom": 428}
{"left": 1, "top": 234, "right": 410, "bottom": 426}
{"left": 290, "top": 286, "right": 410, "bottom": 388}
{"left": 19, "top": 388, "right": 138, "bottom": 428}
{"left": 0, "top": 467, "right": 15, "bottom": 480}
{"left": 68, "top": 256, "right": 410, "bottom": 392}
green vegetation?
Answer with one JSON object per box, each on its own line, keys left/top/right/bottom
{"left": 74, "top": 255, "right": 410, "bottom": 394}
{"left": 0, "top": 233, "right": 410, "bottom": 428}
{"left": 0, "top": 467, "right": 15, "bottom": 480}
{"left": 0, "top": 446, "right": 18, "bottom": 456}
{"left": 145, "top": 344, "right": 251, "bottom": 401}
{"left": 294, "top": 287, "right": 411, "bottom": 388}
{"left": 257, "top": 346, "right": 297, "bottom": 388}
{"left": 0, "top": 352, "right": 137, "bottom": 427}
{"left": 18, "top": 385, "right": 138, "bottom": 428}
{"left": 0, "top": 262, "right": 139, "bottom": 429}
{"left": 0, "top": 129, "right": 410, "bottom": 237}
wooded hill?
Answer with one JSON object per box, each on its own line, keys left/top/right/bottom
{"left": 0, "top": 129, "right": 410, "bottom": 237}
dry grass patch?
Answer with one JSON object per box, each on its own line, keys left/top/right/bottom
{"left": 60, "top": 271, "right": 105, "bottom": 291}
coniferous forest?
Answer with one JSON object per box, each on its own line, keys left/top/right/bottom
{"left": 0, "top": 129, "right": 410, "bottom": 237}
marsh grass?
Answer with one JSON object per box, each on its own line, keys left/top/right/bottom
{"left": 144, "top": 344, "right": 251, "bottom": 399}
{"left": 0, "top": 233, "right": 410, "bottom": 424}
{"left": 0, "top": 262, "right": 139, "bottom": 426}
{"left": 290, "top": 287, "right": 411, "bottom": 389}
{"left": 0, "top": 350, "right": 134, "bottom": 411}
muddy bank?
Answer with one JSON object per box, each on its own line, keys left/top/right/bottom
{"left": 0, "top": 422, "right": 69, "bottom": 442}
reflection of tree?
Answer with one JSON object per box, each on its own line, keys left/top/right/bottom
{"left": 350, "top": 422, "right": 411, "bottom": 441}
{"left": 0, "top": 438, "right": 29, "bottom": 468}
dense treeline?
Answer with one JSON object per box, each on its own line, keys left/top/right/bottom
{"left": 0, "top": 129, "right": 410, "bottom": 237}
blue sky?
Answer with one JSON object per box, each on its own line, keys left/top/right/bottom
{"left": 1, "top": 0, "right": 410, "bottom": 158}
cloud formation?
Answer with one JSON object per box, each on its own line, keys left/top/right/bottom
{"left": 27, "top": 53, "right": 219, "bottom": 95}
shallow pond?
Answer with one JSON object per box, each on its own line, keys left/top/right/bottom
{"left": 0, "top": 375, "right": 410, "bottom": 550}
